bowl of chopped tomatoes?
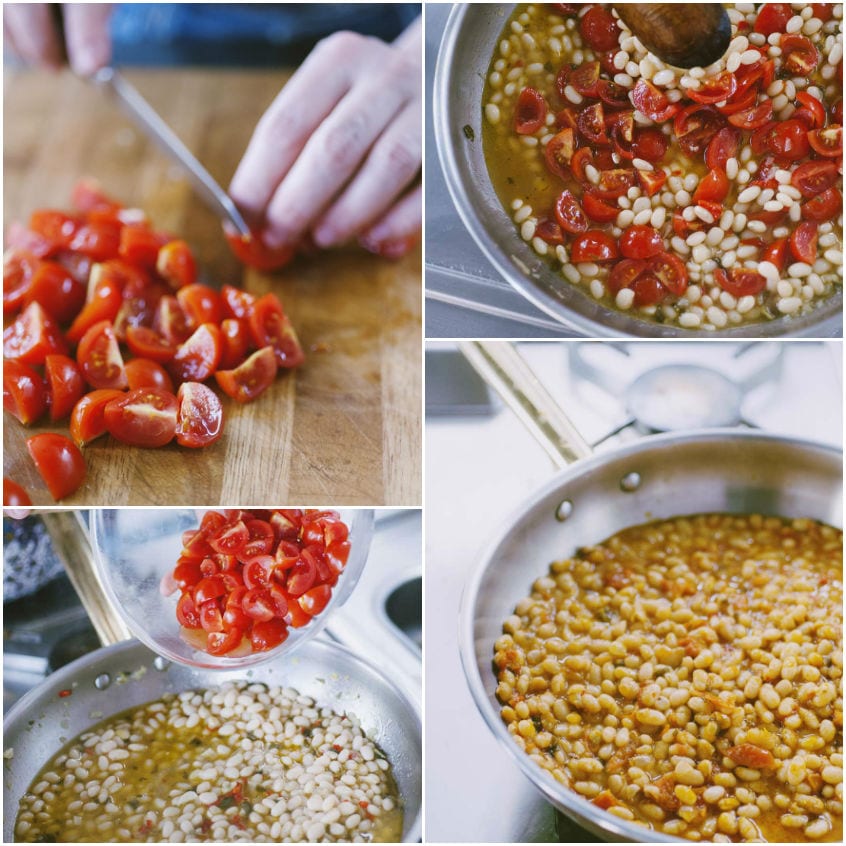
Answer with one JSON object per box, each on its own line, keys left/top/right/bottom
{"left": 90, "top": 508, "right": 373, "bottom": 669}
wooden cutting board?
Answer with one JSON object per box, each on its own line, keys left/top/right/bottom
{"left": 3, "top": 69, "right": 421, "bottom": 506}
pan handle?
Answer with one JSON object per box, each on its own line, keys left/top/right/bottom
{"left": 459, "top": 341, "right": 592, "bottom": 470}
{"left": 40, "top": 511, "right": 133, "bottom": 646}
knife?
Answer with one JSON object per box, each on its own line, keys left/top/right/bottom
{"left": 91, "top": 66, "right": 251, "bottom": 238}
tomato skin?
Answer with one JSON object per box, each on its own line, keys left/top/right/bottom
{"left": 199, "top": 599, "right": 224, "bottom": 633}
{"left": 570, "top": 230, "right": 619, "bottom": 263}
{"left": 705, "top": 127, "right": 742, "bottom": 171}
{"left": 4, "top": 301, "right": 68, "bottom": 366}
{"left": 545, "top": 127, "right": 577, "bottom": 180}
{"left": 514, "top": 87, "right": 548, "bottom": 135}
{"left": 195, "top": 576, "right": 226, "bottom": 605}
{"left": 636, "top": 169, "right": 667, "bottom": 198}
{"left": 594, "top": 169, "right": 637, "bottom": 200}
{"left": 780, "top": 34, "right": 820, "bottom": 75}
{"left": 242, "top": 587, "right": 277, "bottom": 622}
{"left": 3, "top": 249, "right": 39, "bottom": 315}
{"left": 118, "top": 223, "right": 167, "bottom": 267}
{"left": 630, "top": 128, "right": 668, "bottom": 163}
{"left": 579, "top": 4, "right": 621, "bottom": 52}
{"left": 647, "top": 251, "right": 688, "bottom": 296}
{"left": 123, "top": 358, "right": 173, "bottom": 393}
{"left": 250, "top": 618, "right": 289, "bottom": 652}
{"left": 69, "top": 388, "right": 126, "bottom": 446}
{"left": 220, "top": 284, "right": 257, "bottom": 320}
{"left": 299, "top": 584, "right": 332, "bottom": 617}
{"left": 206, "top": 627, "right": 244, "bottom": 655}
{"left": 3, "top": 477, "right": 32, "bottom": 508}
{"left": 157, "top": 240, "right": 196, "bottom": 289}
{"left": 248, "top": 294, "right": 304, "bottom": 369}
{"left": 554, "top": 190, "right": 589, "bottom": 234}
{"left": 225, "top": 229, "right": 295, "bottom": 271}
{"left": 687, "top": 71, "right": 737, "bottom": 105}
{"left": 619, "top": 226, "right": 664, "bottom": 260}
{"left": 218, "top": 318, "right": 251, "bottom": 370}
{"left": 126, "top": 325, "right": 177, "bottom": 363}
{"left": 674, "top": 104, "right": 726, "bottom": 155}
{"left": 693, "top": 168, "right": 730, "bottom": 204}
{"left": 563, "top": 61, "right": 601, "bottom": 99}
{"left": 534, "top": 219, "right": 566, "bottom": 245}
{"left": 802, "top": 187, "right": 841, "bottom": 222}
{"left": 3, "top": 359, "right": 47, "bottom": 424}
{"left": 104, "top": 387, "right": 178, "bottom": 448}
{"left": 44, "top": 354, "right": 85, "bottom": 421}
{"left": 631, "top": 80, "right": 678, "bottom": 122}
{"left": 26, "top": 432, "right": 86, "bottom": 500}
{"left": 77, "top": 320, "right": 127, "bottom": 390}
{"left": 607, "top": 259, "right": 649, "bottom": 296}
{"left": 754, "top": 3, "right": 793, "bottom": 35}
{"left": 727, "top": 100, "right": 773, "bottom": 130}
{"left": 24, "top": 261, "right": 86, "bottom": 325}
{"left": 789, "top": 222, "right": 819, "bottom": 264}
{"left": 169, "top": 323, "right": 223, "bottom": 384}
{"left": 577, "top": 102, "right": 609, "bottom": 144}
{"left": 176, "top": 283, "right": 222, "bottom": 329}
{"left": 175, "top": 381, "right": 224, "bottom": 448}
{"left": 68, "top": 220, "right": 121, "bottom": 261}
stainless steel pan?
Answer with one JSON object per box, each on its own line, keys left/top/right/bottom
{"left": 433, "top": 4, "right": 843, "bottom": 338}
{"left": 457, "top": 342, "right": 842, "bottom": 841}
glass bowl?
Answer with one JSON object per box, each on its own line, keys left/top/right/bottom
{"left": 90, "top": 508, "right": 374, "bottom": 669}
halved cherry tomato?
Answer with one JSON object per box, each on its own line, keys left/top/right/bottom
{"left": 570, "top": 230, "right": 619, "bottom": 263}
{"left": 579, "top": 4, "right": 621, "bottom": 51}
{"left": 176, "top": 592, "right": 201, "bottom": 628}
{"left": 225, "top": 229, "right": 295, "bottom": 271}
{"left": 24, "top": 261, "right": 85, "bottom": 325}
{"left": 215, "top": 345, "right": 278, "bottom": 403}
{"left": 577, "top": 102, "right": 609, "bottom": 144}
{"left": 65, "top": 275, "right": 122, "bottom": 344}
{"left": 125, "top": 325, "right": 177, "bottom": 364}
{"left": 242, "top": 587, "right": 277, "bottom": 622}
{"left": 299, "top": 584, "right": 332, "bottom": 617}
{"left": 565, "top": 62, "right": 601, "bottom": 98}
{"left": 631, "top": 128, "right": 669, "bottom": 163}
{"left": 582, "top": 191, "right": 620, "bottom": 223}
{"left": 220, "top": 284, "right": 257, "bottom": 320}
{"left": 728, "top": 100, "right": 774, "bottom": 130}
{"left": 762, "top": 238, "right": 789, "bottom": 273}
{"left": 764, "top": 119, "right": 811, "bottom": 160}
{"left": 104, "top": 387, "right": 178, "bottom": 448}
{"left": 802, "top": 187, "right": 841, "bottom": 222}
{"left": 199, "top": 599, "right": 224, "bottom": 632}
{"left": 218, "top": 317, "right": 251, "bottom": 370}
{"left": 3, "top": 359, "right": 47, "bottom": 424}
{"left": 647, "top": 251, "right": 688, "bottom": 296}
{"left": 243, "top": 557, "right": 272, "bottom": 590}
{"left": 248, "top": 293, "right": 304, "bottom": 368}
{"left": 195, "top": 575, "right": 226, "bottom": 605}
{"left": 789, "top": 222, "right": 819, "bottom": 264}
{"left": 169, "top": 323, "right": 222, "bottom": 384}
{"left": 781, "top": 35, "right": 820, "bottom": 75}
{"left": 44, "top": 354, "right": 85, "bottom": 421}
{"left": 207, "top": 627, "right": 244, "bottom": 655}
{"left": 714, "top": 268, "right": 767, "bottom": 297}
{"left": 608, "top": 259, "right": 648, "bottom": 295}
{"left": 637, "top": 169, "right": 667, "bottom": 197}
{"left": 176, "top": 283, "right": 222, "bottom": 329}
{"left": 630, "top": 274, "right": 667, "bottom": 306}
{"left": 29, "top": 210, "right": 78, "bottom": 253}
{"left": 791, "top": 160, "right": 840, "bottom": 199}
{"left": 77, "top": 320, "right": 127, "bottom": 390}
{"left": 68, "top": 220, "right": 121, "bottom": 261}
{"left": 795, "top": 92, "right": 827, "bottom": 130}
{"left": 534, "top": 219, "right": 566, "bottom": 245}
{"left": 693, "top": 168, "right": 730, "bottom": 204}
{"left": 619, "top": 226, "right": 664, "bottom": 260}
{"left": 631, "top": 80, "right": 678, "bottom": 122}
{"left": 157, "top": 240, "right": 196, "bottom": 289}
{"left": 287, "top": 555, "right": 318, "bottom": 597}
{"left": 175, "top": 381, "right": 224, "bottom": 448}
{"left": 3, "top": 301, "right": 67, "bottom": 365}
{"left": 808, "top": 124, "right": 843, "bottom": 158}
{"left": 3, "top": 477, "right": 31, "bottom": 508}
{"left": 754, "top": 3, "right": 792, "bottom": 35}
{"left": 118, "top": 224, "right": 168, "bottom": 268}
{"left": 674, "top": 104, "right": 726, "bottom": 155}
{"left": 250, "top": 618, "right": 289, "bottom": 651}
{"left": 514, "top": 87, "right": 548, "bottom": 135}
{"left": 3, "top": 249, "right": 38, "bottom": 315}
{"left": 594, "top": 169, "right": 637, "bottom": 199}
{"left": 26, "top": 432, "right": 86, "bottom": 500}
{"left": 69, "top": 389, "right": 125, "bottom": 446}
{"left": 688, "top": 71, "right": 737, "bottom": 105}
{"left": 545, "top": 127, "right": 577, "bottom": 179}
{"left": 554, "top": 190, "right": 589, "bottom": 234}
{"left": 705, "top": 127, "right": 742, "bottom": 171}
{"left": 596, "top": 79, "right": 630, "bottom": 108}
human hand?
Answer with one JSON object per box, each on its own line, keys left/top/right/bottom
{"left": 3, "top": 3, "right": 112, "bottom": 76}
{"left": 229, "top": 17, "right": 422, "bottom": 260}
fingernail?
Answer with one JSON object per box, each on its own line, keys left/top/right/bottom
{"left": 311, "top": 224, "right": 337, "bottom": 249}
{"left": 263, "top": 229, "right": 293, "bottom": 250}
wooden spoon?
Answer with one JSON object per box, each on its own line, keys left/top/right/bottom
{"left": 614, "top": 4, "right": 732, "bottom": 69}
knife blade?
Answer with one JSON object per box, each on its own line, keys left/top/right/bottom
{"left": 91, "top": 66, "right": 251, "bottom": 238}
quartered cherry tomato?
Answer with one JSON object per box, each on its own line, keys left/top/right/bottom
{"left": 3, "top": 477, "right": 32, "bottom": 508}
{"left": 514, "top": 87, "right": 548, "bottom": 134}
{"left": 44, "top": 354, "right": 86, "bottom": 421}
{"left": 104, "top": 387, "right": 178, "bottom": 448}
{"left": 26, "top": 432, "right": 86, "bottom": 500}
{"left": 175, "top": 381, "right": 224, "bottom": 448}
{"left": 248, "top": 293, "right": 304, "bottom": 368}
{"left": 77, "top": 320, "right": 127, "bottom": 390}
{"left": 570, "top": 230, "right": 619, "bottom": 263}
{"left": 3, "top": 359, "right": 47, "bottom": 424}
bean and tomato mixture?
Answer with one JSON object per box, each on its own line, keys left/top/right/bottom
{"left": 3, "top": 181, "right": 303, "bottom": 502}
{"left": 14, "top": 682, "right": 402, "bottom": 843}
{"left": 163, "top": 509, "right": 351, "bottom": 657}
{"left": 494, "top": 514, "right": 843, "bottom": 842}
{"left": 483, "top": 4, "right": 843, "bottom": 329}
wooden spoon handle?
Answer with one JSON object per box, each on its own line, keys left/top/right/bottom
{"left": 614, "top": 3, "right": 732, "bottom": 69}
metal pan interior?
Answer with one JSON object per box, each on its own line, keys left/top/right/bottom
{"left": 3, "top": 638, "right": 422, "bottom": 842}
{"left": 433, "top": 4, "right": 843, "bottom": 339}
{"left": 459, "top": 430, "right": 842, "bottom": 841}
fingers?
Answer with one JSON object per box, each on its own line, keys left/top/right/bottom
{"left": 64, "top": 4, "right": 113, "bottom": 76}
{"left": 358, "top": 183, "right": 422, "bottom": 259}
{"left": 229, "top": 31, "right": 358, "bottom": 227}
{"left": 261, "top": 52, "right": 415, "bottom": 249}
{"left": 312, "top": 99, "right": 421, "bottom": 247}
{"left": 3, "top": 4, "right": 64, "bottom": 69}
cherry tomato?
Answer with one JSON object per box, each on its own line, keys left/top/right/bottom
{"left": 801, "top": 187, "right": 841, "bottom": 222}
{"left": 687, "top": 71, "right": 737, "bottom": 105}
{"left": 207, "top": 627, "right": 245, "bottom": 655}
{"left": 582, "top": 191, "right": 620, "bottom": 223}
{"left": 765, "top": 119, "right": 811, "bottom": 160}
{"left": 220, "top": 284, "right": 257, "bottom": 320}
{"left": 544, "top": 127, "right": 577, "bottom": 180}
{"left": 789, "top": 222, "right": 819, "bottom": 264}
{"left": 3, "top": 359, "right": 47, "bottom": 424}
{"left": 637, "top": 169, "right": 667, "bottom": 197}
{"left": 759, "top": 239, "right": 787, "bottom": 273}
{"left": 564, "top": 61, "right": 601, "bottom": 98}
{"left": 242, "top": 587, "right": 277, "bottom": 622}
{"left": 3, "top": 301, "right": 67, "bottom": 365}
{"left": 153, "top": 295, "right": 192, "bottom": 346}
{"left": 123, "top": 358, "right": 173, "bottom": 392}
{"left": 3, "top": 477, "right": 32, "bottom": 508}
{"left": 250, "top": 618, "right": 289, "bottom": 651}
{"left": 77, "top": 320, "right": 127, "bottom": 390}
{"left": 570, "top": 230, "right": 619, "bottom": 263}
{"left": 714, "top": 268, "right": 767, "bottom": 297}
{"left": 119, "top": 224, "right": 168, "bottom": 268}
{"left": 176, "top": 283, "right": 222, "bottom": 328}
{"left": 791, "top": 161, "right": 840, "bottom": 199}
{"left": 71, "top": 179, "right": 120, "bottom": 214}
{"left": 808, "top": 124, "right": 843, "bottom": 158}
{"left": 157, "top": 240, "right": 196, "bottom": 289}
{"left": 705, "top": 127, "right": 742, "bottom": 171}
{"left": 674, "top": 104, "right": 726, "bottom": 155}
{"left": 199, "top": 599, "right": 224, "bottom": 632}
{"left": 596, "top": 79, "right": 630, "bottom": 108}
{"left": 26, "top": 432, "right": 86, "bottom": 500}
{"left": 647, "top": 251, "right": 688, "bottom": 296}
{"left": 795, "top": 92, "right": 827, "bottom": 130}
{"left": 175, "top": 381, "right": 224, "bottom": 448}
{"left": 514, "top": 87, "right": 548, "bottom": 135}
{"left": 125, "top": 325, "right": 177, "bottom": 363}
{"left": 811, "top": 4, "right": 834, "bottom": 22}
{"left": 629, "top": 273, "right": 667, "bottom": 306}
{"left": 243, "top": 557, "right": 271, "bottom": 590}
{"left": 693, "top": 168, "right": 730, "bottom": 204}
{"left": 225, "top": 229, "right": 295, "bottom": 271}
{"left": 568, "top": 147, "right": 593, "bottom": 182}
{"left": 195, "top": 576, "right": 227, "bottom": 605}
{"left": 728, "top": 100, "right": 774, "bottom": 130}
{"left": 631, "top": 128, "right": 669, "bottom": 163}
{"left": 594, "top": 169, "right": 637, "bottom": 199}
{"left": 65, "top": 275, "right": 122, "bottom": 345}
{"left": 754, "top": 3, "right": 793, "bottom": 35}
{"left": 44, "top": 354, "right": 85, "bottom": 421}
{"left": 3, "top": 249, "right": 38, "bottom": 315}
{"left": 23, "top": 261, "right": 85, "bottom": 325}
{"left": 248, "top": 293, "right": 304, "bottom": 368}
{"left": 577, "top": 102, "right": 609, "bottom": 144}
{"left": 29, "top": 209, "right": 78, "bottom": 253}
{"left": 299, "top": 584, "right": 332, "bottom": 617}
{"left": 173, "top": 558, "right": 204, "bottom": 589}
{"left": 169, "top": 323, "right": 223, "bottom": 384}
{"left": 68, "top": 219, "right": 121, "bottom": 261}
{"left": 579, "top": 5, "right": 621, "bottom": 52}
{"left": 619, "top": 226, "right": 664, "bottom": 260}
{"left": 176, "top": 592, "right": 201, "bottom": 628}
{"left": 287, "top": 555, "right": 318, "bottom": 597}
{"left": 781, "top": 35, "right": 820, "bottom": 75}
{"left": 68, "top": 389, "right": 125, "bottom": 446}
{"left": 218, "top": 317, "right": 252, "bottom": 370}
{"left": 104, "top": 387, "right": 178, "bottom": 448}
{"left": 554, "top": 190, "right": 589, "bottom": 234}
{"left": 534, "top": 219, "right": 566, "bottom": 245}
{"left": 631, "top": 80, "right": 678, "bottom": 122}
{"left": 552, "top": 4, "right": 581, "bottom": 16}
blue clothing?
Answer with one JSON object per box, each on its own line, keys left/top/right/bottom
{"left": 111, "top": 3, "right": 420, "bottom": 66}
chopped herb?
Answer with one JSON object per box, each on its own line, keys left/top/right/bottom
{"left": 463, "top": 124, "right": 475, "bottom": 141}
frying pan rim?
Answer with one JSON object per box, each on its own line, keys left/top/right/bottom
{"left": 3, "top": 636, "right": 422, "bottom": 843}
{"left": 458, "top": 428, "right": 842, "bottom": 843}
{"left": 432, "top": 3, "right": 843, "bottom": 340}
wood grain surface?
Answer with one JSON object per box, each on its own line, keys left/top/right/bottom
{"left": 4, "top": 69, "right": 422, "bottom": 506}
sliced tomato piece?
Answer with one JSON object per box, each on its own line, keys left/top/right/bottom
{"left": 3, "top": 359, "right": 47, "bottom": 424}
{"left": 781, "top": 34, "right": 820, "bottom": 75}
{"left": 248, "top": 293, "right": 304, "bottom": 368}
{"left": 791, "top": 160, "right": 840, "bottom": 200}
{"left": 225, "top": 229, "right": 295, "bottom": 271}
{"left": 582, "top": 191, "right": 620, "bottom": 223}
{"left": 545, "top": 127, "right": 577, "bottom": 180}
{"left": 705, "top": 127, "right": 742, "bottom": 171}
{"left": 44, "top": 354, "right": 85, "bottom": 421}
{"left": 631, "top": 128, "right": 669, "bottom": 163}
{"left": 554, "top": 190, "right": 589, "bottom": 234}
{"left": 637, "top": 169, "right": 667, "bottom": 197}
{"left": 207, "top": 627, "right": 245, "bottom": 655}
{"left": 570, "top": 147, "right": 594, "bottom": 184}
{"left": 619, "top": 225, "right": 664, "bottom": 260}
{"left": 802, "top": 187, "right": 841, "bottom": 222}
{"left": 579, "top": 5, "right": 621, "bottom": 52}
{"left": 77, "top": 320, "right": 127, "bottom": 390}
{"left": 631, "top": 79, "right": 678, "bottom": 122}
{"left": 534, "top": 219, "right": 566, "bottom": 245}
{"left": 176, "top": 283, "right": 221, "bottom": 329}
{"left": 693, "top": 168, "right": 730, "bottom": 204}
{"left": 125, "top": 325, "right": 176, "bottom": 364}
{"left": 242, "top": 587, "right": 277, "bottom": 622}
{"left": 3, "top": 301, "right": 67, "bottom": 365}
{"left": 250, "top": 618, "right": 289, "bottom": 651}
{"left": 716, "top": 86, "right": 758, "bottom": 116}
{"left": 65, "top": 274, "right": 122, "bottom": 345}
{"left": 214, "top": 345, "right": 278, "bottom": 403}
{"left": 124, "top": 358, "right": 173, "bottom": 392}
{"left": 299, "top": 584, "right": 332, "bottom": 617}
{"left": 199, "top": 599, "right": 224, "bottom": 633}
{"left": 594, "top": 169, "right": 637, "bottom": 199}
{"left": 763, "top": 119, "right": 811, "bottom": 161}
{"left": 727, "top": 100, "right": 773, "bottom": 130}
{"left": 220, "top": 284, "right": 257, "bottom": 320}
{"left": 26, "top": 432, "right": 86, "bottom": 500}
{"left": 169, "top": 323, "right": 222, "bottom": 384}
{"left": 69, "top": 389, "right": 125, "bottom": 446}
{"left": 687, "top": 71, "right": 737, "bottom": 105}
{"left": 68, "top": 219, "right": 122, "bottom": 261}
{"left": 3, "top": 477, "right": 32, "bottom": 508}
{"left": 176, "top": 592, "right": 201, "bottom": 628}
{"left": 578, "top": 102, "right": 609, "bottom": 145}
{"left": 674, "top": 104, "right": 726, "bottom": 155}
{"left": 795, "top": 92, "right": 827, "bottom": 130}
{"left": 287, "top": 555, "right": 318, "bottom": 597}
{"left": 607, "top": 258, "right": 648, "bottom": 294}
{"left": 218, "top": 317, "right": 251, "bottom": 370}
{"left": 514, "top": 86, "right": 548, "bottom": 135}
{"left": 714, "top": 267, "right": 767, "bottom": 297}
{"left": 762, "top": 238, "right": 789, "bottom": 272}
{"left": 789, "top": 221, "right": 819, "bottom": 264}
{"left": 71, "top": 179, "right": 120, "bottom": 214}
{"left": 23, "top": 261, "right": 85, "bottom": 325}
{"left": 29, "top": 209, "right": 79, "bottom": 253}
{"left": 629, "top": 273, "right": 667, "bottom": 306}
{"left": 3, "top": 249, "right": 38, "bottom": 315}
{"left": 647, "top": 251, "right": 688, "bottom": 296}
{"left": 210, "top": 520, "right": 249, "bottom": 555}
{"left": 596, "top": 79, "right": 630, "bottom": 108}
{"left": 808, "top": 124, "right": 843, "bottom": 158}
{"left": 157, "top": 240, "right": 196, "bottom": 289}
{"left": 570, "top": 230, "right": 619, "bottom": 263}
{"left": 104, "top": 387, "right": 178, "bottom": 447}
{"left": 176, "top": 381, "right": 224, "bottom": 448}
{"left": 754, "top": 3, "right": 793, "bottom": 35}
{"left": 118, "top": 223, "right": 168, "bottom": 268}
